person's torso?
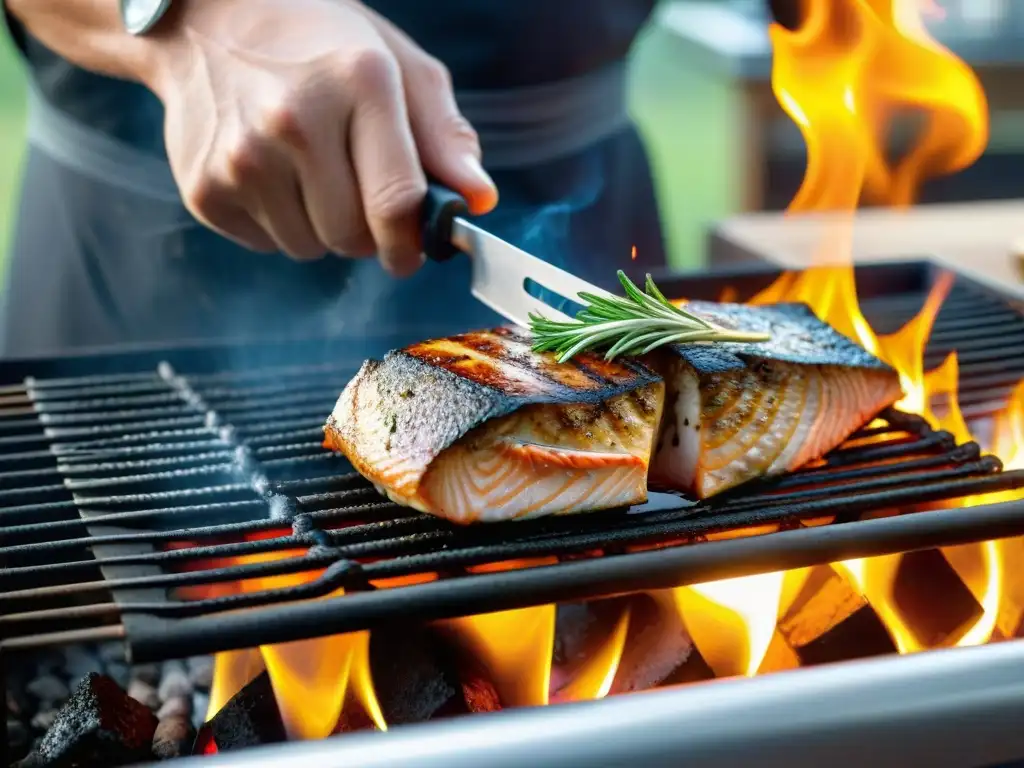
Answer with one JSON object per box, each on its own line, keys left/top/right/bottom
{"left": 10, "top": 0, "right": 656, "bottom": 158}
{"left": 1, "top": 0, "right": 666, "bottom": 356}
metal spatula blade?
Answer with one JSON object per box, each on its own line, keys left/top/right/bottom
{"left": 421, "top": 183, "right": 615, "bottom": 327}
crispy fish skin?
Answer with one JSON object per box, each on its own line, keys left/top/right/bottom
{"left": 647, "top": 302, "right": 902, "bottom": 498}
{"left": 324, "top": 327, "right": 664, "bottom": 524}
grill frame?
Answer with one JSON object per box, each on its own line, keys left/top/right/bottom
{"left": 2, "top": 259, "right": 1024, "bottom": 668}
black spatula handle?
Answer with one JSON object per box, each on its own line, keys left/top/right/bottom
{"left": 422, "top": 183, "right": 469, "bottom": 262}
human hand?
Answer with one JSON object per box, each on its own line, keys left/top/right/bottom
{"left": 141, "top": 0, "right": 498, "bottom": 275}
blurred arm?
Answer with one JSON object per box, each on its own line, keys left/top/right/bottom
{"left": 4, "top": 0, "right": 175, "bottom": 87}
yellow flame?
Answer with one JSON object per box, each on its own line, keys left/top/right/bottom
{"left": 764, "top": 0, "right": 995, "bottom": 657}
{"left": 261, "top": 632, "right": 358, "bottom": 740}
{"left": 206, "top": 648, "right": 264, "bottom": 722}
{"left": 674, "top": 571, "right": 786, "bottom": 677}
{"left": 441, "top": 605, "right": 556, "bottom": 708}
{"left": 555, "top": 606, "right": 632, "bottom": 702}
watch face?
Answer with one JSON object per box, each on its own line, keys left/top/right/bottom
{"left": 121, "top": 0, "right": 172, "bottom": 35}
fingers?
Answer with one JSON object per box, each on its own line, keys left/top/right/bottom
{"left": 292, "top": 119, "right": 376, "bottom": 259}
{"left": 346, "top": 49, "right": 427, "bottom": 277}
{"left": 369, "top": 14, "right": 498, "bottom": 216}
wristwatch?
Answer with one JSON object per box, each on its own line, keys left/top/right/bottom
{"left": 119, "top": 0, "right": 174, "bottom": 36}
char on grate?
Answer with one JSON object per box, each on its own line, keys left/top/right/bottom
{"left": 2, "top": 261, "right": 1024, "bottom": 665}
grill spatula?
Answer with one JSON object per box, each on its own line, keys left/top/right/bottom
{"left": 421, "top": 183, "right": 614, "bottom": 327}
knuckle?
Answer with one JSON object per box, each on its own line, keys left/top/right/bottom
{"left": 417, "top": 56, "right": 453, "bottom": 92}
{"left": 223, "top": 138, "right": 264, "bottom": 185}
{"left": 438, "top": 111, "right": 480, "bottom": 149}
{"left": 262, "top": 101, "right": 309, "bottom": 149}
{"left": 342, "top": 47, "right": 400, "bottom": 96}
{"left": 365, "top": 177, "right": 426, "bottom": 226}
{"left": 182, "top": 177, "right": 226, "bottom": 219}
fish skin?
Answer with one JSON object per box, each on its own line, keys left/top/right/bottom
{"left": 648, "top": 302, "right": 902, "bottom": 498}
{"left": 670, "top": 301, "right": 891, "bottom": 374}
{"left": 324, "top": 327, "right": 663, "bottom": 522}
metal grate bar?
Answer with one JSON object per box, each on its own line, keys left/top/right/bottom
{"left": 3, "top": 262, "right": 1024, "bottom": 663}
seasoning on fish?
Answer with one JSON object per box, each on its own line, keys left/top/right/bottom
{"left": 323, "top": 327, "right": 665, "bottom": 524}
{"left": 647, "top": 301, "right": 902, "bottom": 498}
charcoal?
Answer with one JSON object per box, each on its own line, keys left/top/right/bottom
{"left": 187, "top": 657, "right": 214, "bottom": 690}
{"left": 61, "top": 648, "right": 98, "bottom": 684}
{"left": 158, "top": 662, "right": 192, "bottom": 703}
{"left": 29, "top": 711, "right": 57, "bottom": 734}
{"left": 797, "top": 604, "right": 897, "bottom": 665}
{"left": 659, "top": 648, "right": 715, "bottom": 686}
{"left": 151, "top": 716, "right": 196, "bottom": 761}
{"left": 778, "top": 565, "right": 897, "bottom": 665}
{"left": 97, "top": 645, "right": 126, "bottom": 666}
{"left": 611, "top": 592, "right": 694, "bottom": 694}
{"left": 191, "top": 693, "right": 210, "bottom": 728}
{"left": 26, "top": 677, "right": 69, "bottom": 707}
{"left": 132, "top": 665, "right": 161, "bottom": 687}
{"left": 552, "top": 603, "right": 598, "bottom": 666}
{"left": 104, "top": 663, "right": 130, "bottom": 690}
{"left": 127, "top": 680, "right": 160, "bottom": 711}
{"left": 894, "top": 548, "right": 983, "bottom": 647}
{"left": 369, "top": 626, "right": 459, "bottom": 725}
{"left": 201, "top": 672, "right": 285, "bottom": 752}
{"left": 30, "top": 672, "right": 158, "bottom": 767}
{"left": 156, "top": 697, "right": 191, "bottom": 721}
{"left": 7, "top": 718, "right": 30, "bottom": 752}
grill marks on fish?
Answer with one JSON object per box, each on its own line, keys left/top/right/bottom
{"left": 326, "top": 302, "right": 904, "bottom": 520}
{"left": 324, "top": 328, "right": 663, "bottom": 523}
{"left": 648, "top": 355, "right": 902, "bottom": 498}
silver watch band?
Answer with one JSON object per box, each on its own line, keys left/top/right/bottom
{"left": 120, "top": 0, "right": 174, "bottom": 36}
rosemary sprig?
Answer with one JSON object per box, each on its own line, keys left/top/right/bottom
{"left": 529, "top": 270, "right": 771, "bottom": 363}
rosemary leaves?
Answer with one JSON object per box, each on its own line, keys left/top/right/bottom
{"left": 529, "top": 271, "right": 771, "bottom": 363}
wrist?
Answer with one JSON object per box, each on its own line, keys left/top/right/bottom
{"left": 129, "top": 0, "right": 194, "bottom": 98}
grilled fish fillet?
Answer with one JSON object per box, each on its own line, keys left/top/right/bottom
{"left": 647, "top": 301, "right": 902, "bottom": 498}
{"left": 324, "top": 327, "right": 665, "bottom": 524}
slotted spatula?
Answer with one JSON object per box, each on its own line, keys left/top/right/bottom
{"left": 421, "top": 183, "right": 615, "bottom": 327}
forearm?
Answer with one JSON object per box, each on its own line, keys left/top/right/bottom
{"left": 4, "top": 0, "right": 172, "bottom": 85}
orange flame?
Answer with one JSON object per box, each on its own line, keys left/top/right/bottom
{"left": 698, "top": 0, "right": 996, "bottom": 658}
{"left": 201, "top": 544, "right": 386, "bottom": 738}
{"left": 674, "top": 572, "right": 786, "bottom": 677}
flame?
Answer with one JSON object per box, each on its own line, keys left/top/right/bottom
{"left": 631, "top": 244, "right": 637, "bottom": 261}
{"left": 695, "top": 0, "right": 996, "bottom": 662}
{"left": 206, "top": 648, "right": 264, "bottom": 721}
{"left": 674, "top": 572, "right": 786, "bottom": 677}
{"left": 554, "top": 605, "right": 632, "bottom": 702}
{"left": 199, "top": 544, "right": 386, "bottom": 739}
{"left": 441, "top": 605, "right": 555, "bottom": 707}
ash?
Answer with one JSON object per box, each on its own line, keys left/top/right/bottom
{"left": 5, "top": 644, "right": 212, "bottom": 764}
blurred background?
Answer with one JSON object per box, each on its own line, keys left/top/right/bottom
{"left": 0, "top": 0, "right": 1021, "bottom": 273}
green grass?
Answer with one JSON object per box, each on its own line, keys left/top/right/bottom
{"left": 0, "top": 32, "right": 26, "bottom": 265}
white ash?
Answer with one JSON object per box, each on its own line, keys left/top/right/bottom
{"left": 5, "top": 644, "right": 216, "bottom": 762}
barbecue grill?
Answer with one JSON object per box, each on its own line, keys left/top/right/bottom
{"left": 4, "top": 259, "right": 1024, "bottom": 765}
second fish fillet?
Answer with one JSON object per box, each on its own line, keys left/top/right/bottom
{"left": 647, "top": 301, "right": 903, "bottom": 498}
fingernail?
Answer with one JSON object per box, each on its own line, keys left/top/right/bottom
{"left": 461, "top": 155, "right": 498, "bottom": 211}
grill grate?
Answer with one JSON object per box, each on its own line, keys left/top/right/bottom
{"left": 2, "top": 261, "right": 1024, "bottom": 664}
